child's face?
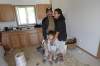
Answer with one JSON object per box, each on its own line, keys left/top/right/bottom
{"left": 48, "top": 34, "right": 54, "bottom": 40}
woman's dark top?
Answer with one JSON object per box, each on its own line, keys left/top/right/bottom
{"left": 55, "top": 15, "right": 67, "bottom": 41}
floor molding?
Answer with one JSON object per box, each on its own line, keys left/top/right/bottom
{"left": 76, "top": 45, "right": 99, "bottom": 59}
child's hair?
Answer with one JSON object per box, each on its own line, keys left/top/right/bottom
{"left": 48, "top": 30, "right": 56, "bottom": 36}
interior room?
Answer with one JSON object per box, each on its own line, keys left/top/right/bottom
{"left": 0, "top": 0, "right": 100, "bottom": 66}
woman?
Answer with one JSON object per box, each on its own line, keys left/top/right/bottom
{"left": 54, "top": 8, "right": 67, "bottom": 62}
{"left": 42, "top": 8, "right": 55, "bottom": 40}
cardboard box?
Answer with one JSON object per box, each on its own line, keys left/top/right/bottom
{"left": 67, "top": 43, "right": 76, "bottom": 49}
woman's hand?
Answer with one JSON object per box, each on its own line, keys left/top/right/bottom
{"left": 53, "top": 32, "right": 59, "bottom": 42}
{"left": 52, "top": 37, "right": 57, "bottom": 43}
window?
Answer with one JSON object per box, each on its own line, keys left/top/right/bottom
{"left": 16, "top": 6, "right": 36, "bottom": 25}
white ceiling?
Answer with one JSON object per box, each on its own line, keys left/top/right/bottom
{"left": 0, "top": 0, "right": 50, "bottom": 5}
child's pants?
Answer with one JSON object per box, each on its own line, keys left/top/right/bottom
{"left": 54, "top": 39, "right": 67, "bottom": 55}
{"left": 43, "top": 40, "right": 57, "bottom": 57}
{"left": 43, "top": 39, "right": 67, "bottom": 59}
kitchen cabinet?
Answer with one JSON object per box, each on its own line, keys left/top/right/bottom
{"left": 36, "top": 28, "right": 43, "bottom": 43}
{"left": 0, "top": 4, "right": 16, "bottom": 22}
{"left": 2, "top": 28, "right": 43, "bottom": 49}
{"left": 35, "top": 4, "right": 51, "bottom": 20}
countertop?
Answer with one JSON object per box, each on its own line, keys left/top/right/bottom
{"left": 0, "top": 27, "right": 42, "bottom": 33}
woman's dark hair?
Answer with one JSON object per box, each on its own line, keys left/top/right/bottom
{"left": 54, "top": 8, "right": 65, "bottom": 20}
{"left": 54, "top": 8, "right": 63, "bottom": 15}
{"left": 46, "top": 8, "right": 52, "bottom": 13}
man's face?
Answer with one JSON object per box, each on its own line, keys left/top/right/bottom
{"left": 47, "top": 11, "right": 53, "bottom": 17}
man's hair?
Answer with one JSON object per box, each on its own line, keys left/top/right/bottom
{"left": 46, "top": 8, "right": 52, "bottom": 13}
{"left": 48, "top": 30, "right": 56, "bottom": 36}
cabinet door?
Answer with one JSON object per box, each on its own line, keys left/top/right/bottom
{"left": 2, "top": 32, "right": 10, "bottom": 48}
{"left": 0, "top": 4, "right": 16, "bottom": 22}
{"left": 28, "top": 32, "right": 39, "bottom": 46}
{"left": 18, "top": 31, "right": 39, "bottom": 47}
{"left": 9, "top": 33, "right": 20, "bottom": 48}
{"left": 18, "top": 33, "right": 30, "bottom": 47}
{"left": 36, "top": 4, "right": 50, "bottom": 20}
{"left": 36, "top": 28, "right": 43, "bottom": 43}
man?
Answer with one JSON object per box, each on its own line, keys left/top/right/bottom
{"left": 42, "top": 8, "right": 55, "bottom": 40}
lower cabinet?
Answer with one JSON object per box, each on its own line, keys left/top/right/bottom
{"left": 2, "top": 29, "right": 42, "bottom": 49}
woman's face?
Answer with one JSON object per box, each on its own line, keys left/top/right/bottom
{"left": 54, "top": 11, "right": 60, "bottom": 19}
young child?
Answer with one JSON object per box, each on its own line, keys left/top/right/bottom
{"left": 43, "top": 31, "right": 57, "bottom": 64}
